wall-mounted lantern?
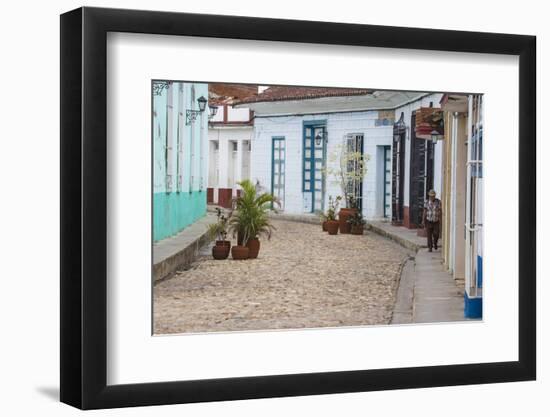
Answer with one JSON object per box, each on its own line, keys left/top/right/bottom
{"left": 186, "top": 95, "right": 208, "bottom": 125}
{"left": 315, "top": 131, "right": 324, "bottom": 146}
{"left": 197, "top": 96, "right": 207, "bottom": 112}
{"left": 393, "top": 112, "right": 406, "bottom": 142}
{"left": 431, "top": 129, "right": 444, "bottom": 144}
{"left": 208, "top": 104, "right": 219, "bottom": 119}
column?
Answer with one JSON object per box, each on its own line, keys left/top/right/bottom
{"left": 217, "top": 136, "right": 231, "bottom": 208}
{"left": 235, "top": 139, "right": 244, "bottom": 195}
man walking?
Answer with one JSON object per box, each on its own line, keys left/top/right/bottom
{"left": 422, "top": 189, "right": 441, "bottom": 252}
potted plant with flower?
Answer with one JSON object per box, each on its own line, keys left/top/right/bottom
{"left": 325, "top": 143, "right": 369, "bottom": 234}
{"left": 317, "top": 210, "right": 328, "bottom": 231}
{"left": 347, "top": 211, "right": 366, "bottom": 235}
{"left": 207, "top": 207, "right": 231, "bottom": 260}
{"left": 325, "top": 196, "right": 341, "bottom": 235}
{"left": 229, "top": 179, "right": 278, "bottom": 259}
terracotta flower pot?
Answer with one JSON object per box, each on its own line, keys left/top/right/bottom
{"left": 338, "top": 208, "right": 357, "bottom": 234}
{"left": 212, "top": 244, "right": 230, "bottom": 260}
{"left": 215, "top": 240, "right": 231, "bottom": 249}
{"left": 322, "top": 221, "right": 328, "bottom": 232}
{"left": 326, "top": 220, "right": 339, "bottom": 235}
{"left": 231, "top": 245, "right": 249, "bottom": 260}
{"left": 350, "top": 224, "right": 364, "bottom": 235}
{"left": 246, "top": 238, "right": 261, "bottom": 259}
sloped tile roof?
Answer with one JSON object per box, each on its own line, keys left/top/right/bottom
{"left": 208, "top": 83, "right": 258, "bottom": 105}
{"left": 234, "top": 86, "right": 373, "bottom": 105}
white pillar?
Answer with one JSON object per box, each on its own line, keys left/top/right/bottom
{"left": 218, "top": 135, "right": 228, "bottom": 189}
{"left": 235, "top": 139, "right": 244, "bottom": 194}
{"left": 465, "top": 95, "right": 473, "bottom": 294}
{"left": 199, "top": 112, "right": 205, "bottom": 191}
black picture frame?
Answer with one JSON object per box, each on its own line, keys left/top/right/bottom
{"left": 60, "top": 6, "right": 536, "bottom": 410}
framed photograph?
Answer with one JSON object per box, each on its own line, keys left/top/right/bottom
{"left": 60, "top": 6, "right": 536, "bottom": 409}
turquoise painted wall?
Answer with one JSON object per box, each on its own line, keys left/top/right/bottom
{"left": 153, "top": 192, "right": 207, "bottom": 241}
{"left": 153, "top": 81, "right": 209, "bottom": 242}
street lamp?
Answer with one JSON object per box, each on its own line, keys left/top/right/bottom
{"left": 186, "top": 95, "right": 208, "bottom": 125}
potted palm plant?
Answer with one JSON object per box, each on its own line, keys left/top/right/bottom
{"left": 325, "top": 196, "right": 341, "bottom": 235}
{"left": 229, "top": 179, "right": 278, "bottom": 259}
{"left": 207, "top": 207, "right": 231, "bottom": 260}
{"left": 228, "top": 208, "right": 251, "bottom": 260}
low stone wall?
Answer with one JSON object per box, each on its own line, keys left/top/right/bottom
{"left": 153, "top": 214, "right": 217, "bottom": 282}
{"left": 153, "top": 230, "right": 212, "bottom": 282}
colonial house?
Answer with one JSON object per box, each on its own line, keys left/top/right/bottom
{"left": 152, "top": 81, "right": 210, "bottom": 242}
{"left": 207, "top": 84, "right": 257, "bottom": 208}
{"left": 234, "top": 87, "right": 428, "bottom": 219}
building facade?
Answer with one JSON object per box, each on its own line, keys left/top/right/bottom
{"left": 235, "top": 87, "right": 427, "bottom": 219}
{"left": 207, "top": 84, "right": 256, "bottom": 208}
{"left": 152, "top": 81, "right": 209, "bottom": 242}
{"left": 439, "top": 93, "right": 484, "bottom": 318}
{"left": 391, "top": 94, "right": 444, "bottom": 229}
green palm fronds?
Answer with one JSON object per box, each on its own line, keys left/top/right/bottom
{"left": 228, "top": 179, "right": 279, "bottom": 245}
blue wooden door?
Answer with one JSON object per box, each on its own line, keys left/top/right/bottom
{"left": 303, "top": 124, "right": 326, "bottom": 213}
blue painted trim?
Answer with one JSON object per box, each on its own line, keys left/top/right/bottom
{"left": 477, "top": 255, "right": 483, "bottom": 288}
{"left": 302, "top": 121, "right": 327, "bottom": 213}
{"left": 271, "top": 136, "right": 285, "bottom": 209}
{"left": 383, "top": 145, "right": 391, "bottom": 218}
{"left": 464, "top": 291, "right": 483, "bottom": 319}
{"left": 303, "top": 119, "right": 327, "bottom": 126}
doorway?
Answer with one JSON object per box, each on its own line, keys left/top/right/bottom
{"left": 345, "top": 133, "right": 365, "bottom": 212}
{"left": 409, "top": 112, "right": 434, "bottom": 227}
{"left": 303, "top": 123, "right": 326, "bottom": 213}
{"left": 392, "top": 122, "right": 406, "bottom": 223}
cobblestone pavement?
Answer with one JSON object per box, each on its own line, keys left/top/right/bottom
{"left": 154, "top": 220, "right": 410, "bottom": 334}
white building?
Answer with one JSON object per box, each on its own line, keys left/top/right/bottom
{"left": 234, "top": 87, "right": 428, "bottom": 219}
{"left": 207, "top": 84, "right": 257, "bottom": 208}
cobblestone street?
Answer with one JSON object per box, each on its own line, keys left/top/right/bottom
{"left": 154, "top": 219, "right": 410, "bottom": 334}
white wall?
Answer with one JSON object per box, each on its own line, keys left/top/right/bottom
{"left": 227, "top": 106, "right": 251, "bottom": 122}
{"left": 208, "top": 126, "right": 253, "bottom": 189}
{"left": 251, "top": 111, "right": 392, "bottom": 218}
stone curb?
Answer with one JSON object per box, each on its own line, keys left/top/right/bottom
{"left": 153, "top": 229, "right": 213, "bottom": 283}
{"left": 366, "top": 223, "right": 426, "bottom": 252}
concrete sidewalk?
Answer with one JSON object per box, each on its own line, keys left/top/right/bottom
{"left": 153, "top": 213, "right": 216, "bottom": 282}
{"left": 392, "top": 248, "right": 465, "bottom": 324}
{"left": 367, "top": 221, "right": 467, "bottom": 324}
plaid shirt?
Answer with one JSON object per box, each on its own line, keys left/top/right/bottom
{"left": 424, "top": 198, "right": 441, "bottom": 222}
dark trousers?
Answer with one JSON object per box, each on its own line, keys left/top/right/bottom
{"left": 426, "top": 221, "right": 440, "bottom": 249}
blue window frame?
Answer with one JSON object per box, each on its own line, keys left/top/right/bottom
{"left": 271, "top": 137, "right": 285, "bottom": 210}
